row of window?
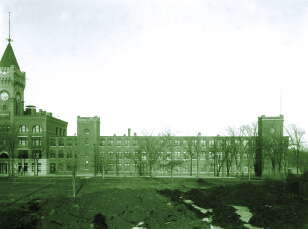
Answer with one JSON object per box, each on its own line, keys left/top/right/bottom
{"left": 48, "top": 137, "right": 255, "bottom": 147}
{"left": 17, "top": 163, "right": 42, "bottom": 173}
{"left": 95, "top": 151, "right": 250, "bottom": 160}
{"left": 49, "top": 163, "right": 79, "bottom": 173}
{"left": 49, "top": 151, "right": 73, "bottom": 159}
{"left": 55, "top": 127, "right": 66, "bottom": 136}
{"left": 17, "top": 150, "right": 42, "bottom": 159}
{"left": 18, "top": 137, "right": 42, "bottom": 146}
{"left": 98, "top": 138, "right": 253, "bottom": 147}
{"left": 19, "top": 125, "right": 42, "bottom": 133}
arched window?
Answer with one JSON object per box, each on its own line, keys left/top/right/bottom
{"left": 19, "top": 125, "right": 28, "bottom": 133}
{"left": 32, "top": 125, "right": 42, "bottom": 133}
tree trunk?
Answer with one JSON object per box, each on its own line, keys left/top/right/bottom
{"left": 196, "top": 152, "right": 199, "bottom": 178}
{"left": 190, "top": 156, "right": 193, "bottom": 176}
{"left": 296, "top": 149, "right": 299, "bottom": 175}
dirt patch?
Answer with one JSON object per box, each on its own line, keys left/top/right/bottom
{"left": 3, "top": 189, "right": 205, "bottom": 228}
{"left": 92, "top": 213, "right": 108, "bottom": 229}
{"left": 0, "top": 199, "right": 43, "bottom": 229}
{"left": 159, "top": 180, "right": 308, "bottom": 229}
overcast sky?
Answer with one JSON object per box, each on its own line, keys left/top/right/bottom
{"left": 0, "top": 0, "right": 308, "bottom": 138}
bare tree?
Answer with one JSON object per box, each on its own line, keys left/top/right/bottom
{"left": 0, "top": 125, "right": 18, "bottom": 176}
{"left": 160, "top": 134, "right": 184, "bottom": 179}
{"left": 240, "top": 123, "right": 257, "bottom": 179}
{"left": 225, "top": 127, "right": 241, "bottom": 176}
{"left": 183, "top": 133, "right": 202, "bottom": 177}
{"left": 72, "top": 135, "right": 78, "bottom": 200}
{"left": 136, "top": 132, "right": 170, "bottom": 177}
{"left": 286, "top": 124, "right": 305, "bottom": 174}
{"left": 97, "top": 151, "right": 112, "bottom": 178}
{"left": 262, "top": 130, "right": 287, "bottom": 177}
{"left": 194, "top": 133, "right": 202, "bottom": 177}
{"left": 161, "top": 151, "right": 182, "bottom": 178}
{"left": 210, "top": 136, "right": 225, "bottom": 177}
{"left": 127, "top": 149, "right": 146, "bottom": 176}
{"left": 184, "top": 137, "right": 195, "bottom": 176}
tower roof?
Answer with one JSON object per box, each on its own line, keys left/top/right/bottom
{"left": 0, "top": 42, "right": 20, "bottom": 70}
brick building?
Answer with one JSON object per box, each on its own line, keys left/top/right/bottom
{"left": 0, "top": 40, "right": 67, "bottom": 175}
{"left": 0, "top": 36, "right": 289, "bottom": 177}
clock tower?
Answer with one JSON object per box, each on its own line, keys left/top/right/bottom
{"left": 0, "top": 40, "right": 25, "bottom": 121}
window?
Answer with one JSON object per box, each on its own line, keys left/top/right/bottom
{"left": 18, "top": 163, "right": 22, "bottom": 173}
{"left": 58, "top": 138, "right": 64, "bottom": 146}
{"left": 58, "top": 163, "right": 64, "bottom": 171}
{"left": 18, "top": 137, "right": 28, "bottom": 146}
{"left": 67, "top": 164, "right": 72, "bottom": 171}
{"left": 84, "top": 129, "right": 90, "bottom": 135}
{"left": 31, "top": 163, "right": 41, "bottom": 172}
{"left": 32, "top": 125, "right": 42, "bottom": 133}
{"left": 18, "top": 150, "right": 28, "bottom": 159}
{"left": 50, "top": 163, "right": 56, "bottom": 174}
{"left": 244, "top": 166, "right": 248, "bottom": 173}
{"left": 49, "top": 150, "right": 56, "bottom": 158}
{"left": 19, "top": 125, "right": 28, "bottom": 133}
{"left": 67, "top": 152, "right": 72, "bottom": 158}
{"left": 23, "top": 163, "right": 28, "bottom": 172}
{"left": 32, "top": 137, "right": 42, "bottom": 146}
{"left": 66, "top": 139, "right": 72, "bottom": 146}
{"left": 49, "top": 138, "right": 56, "bottom": 146}
{"left": 37, "top": 163, "right": 41, "bottom": 172}
{"left": 32, "top": 150, "right": 42, "bottom": 159}
{"left": 58, "top": 150, "right": 64, "bottom": 158}
{"left": 3, "top": 104, "right": 6, "bottom": 111}
{"left": 17, "top": 163, "right": 29, "bottom": 173}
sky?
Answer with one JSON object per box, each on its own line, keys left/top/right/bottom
{"left": 0, "top": 0, "right": 308, "bottom": 138}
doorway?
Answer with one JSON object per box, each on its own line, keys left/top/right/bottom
{"left": 0, "top": 153, "right": 9, "bottom": 174}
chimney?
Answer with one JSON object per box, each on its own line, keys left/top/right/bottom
{"left": 128, "top": 128, "right": 131, "bottom": 137}
{"left": 25, "top": 105, "right": 36, "bottom": 115}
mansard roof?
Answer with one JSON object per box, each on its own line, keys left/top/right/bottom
{"left": 0, "top": 42, "right": 20, "bottom": 70}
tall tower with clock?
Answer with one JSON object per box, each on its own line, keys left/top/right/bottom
{"left": 0, "top": 23, "right": 25, "bottom": 122}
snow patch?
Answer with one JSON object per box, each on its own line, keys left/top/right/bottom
{"left": 232, "top": 205, "right": 263, "bottom": 229}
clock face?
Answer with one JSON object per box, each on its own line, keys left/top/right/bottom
{"left": 0, "top": 91, "right": 9, "bottom": 101}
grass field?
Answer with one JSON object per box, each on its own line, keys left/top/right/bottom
{"left": 0, "top": 176, "right": 307, "bottom": 229}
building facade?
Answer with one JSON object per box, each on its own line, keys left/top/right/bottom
{"left": 0, "top": 41, "right": 67, "bottom": 176}
{"left": 0, "top": 38, "right": 289, "bottom": 177}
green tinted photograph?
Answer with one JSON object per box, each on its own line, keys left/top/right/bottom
{"left": 0, "top": 1, "right": 307, "bottom": 228}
